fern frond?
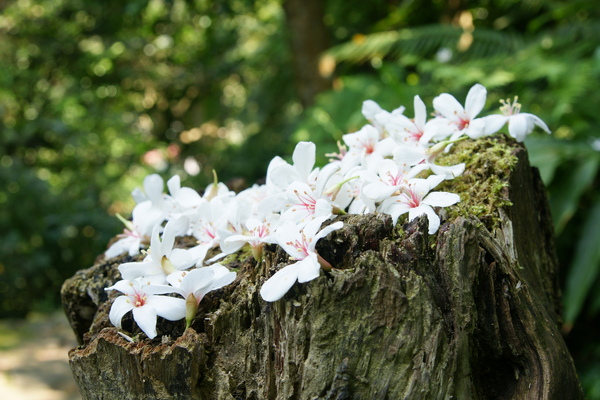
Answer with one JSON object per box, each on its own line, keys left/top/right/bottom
{"left": 327, "top": 24, "right": 523, "bottom": 64}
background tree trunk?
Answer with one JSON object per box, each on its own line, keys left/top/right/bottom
{"left": 62, "top": 136, "right": 584, "bottom": 399}
{"left": 282, "top": 0, "right": 331, "bottom": 108}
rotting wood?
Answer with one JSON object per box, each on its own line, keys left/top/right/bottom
{"left": 62, "top": 136, "right": 584, "bottom": 399}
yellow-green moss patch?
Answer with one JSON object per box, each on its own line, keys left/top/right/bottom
{"left": 435, "top": 134, "right": 519, "bottom": 229}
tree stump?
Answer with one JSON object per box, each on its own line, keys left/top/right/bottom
{"left": 62, "top": 136, "right": 584, "bottom": 399}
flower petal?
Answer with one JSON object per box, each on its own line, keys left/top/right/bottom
{"left": 408, "top": 205, "right": 440, "bottom": 234}
{"left": 414, "top": 95, "right": 427, "bottom": 128}
{"left": 422, "top": 191, "right": 461, "bottom": 207}
{"left": 109, "top": 296, "right": 134, "bottom": 328}
{"left": 148, "top": 296, "right": 186, "bottom": 321}
{"left": 132, "top": 305, "right": 158, "bottom": 339}
{"left": 508, "top": 113, "right": 531, "bottom": 142}
{"left": 433, "top": 93, "right": 464, "bottom": 120}
{"left": 118, "top": 260, "right": 161, "bottom": 281}
{"left": 292, "top": 141, "right": 316, "bottom": 183}
{"left": 143, "top": 174, "right": 164, "bottom": 204}
{"left": 481, "top": 114, "right": 507, "bottom": 136}
{"left": 296, "top": 253, "right": 321, "bottom": 283}
{"left": 260, "top": 263, "right": 300, "bottom": 302}
{"left": 465, "top": 84, "right": 487, "bottom": 119}
{"left": 528, "top": 113, "right": 551, "bottom": 134}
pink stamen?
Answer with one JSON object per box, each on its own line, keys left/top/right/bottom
{"left": 456, "top": 117, "right": 470, "bottom": 131}
{"left": 404, "top": 186, "right": 422, "bottom": 208}
{"left": 132, "top": 291, "right": 147, "bottom": 307}
{"left": 293, "top": 190, "right": 317, "bottom": 213}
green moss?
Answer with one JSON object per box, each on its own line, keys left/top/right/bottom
{"left": 435, "top": 134, "right": 519, "bottom": 230}
{"left": 220, "top": 245, "right": 254, "bottom": 268}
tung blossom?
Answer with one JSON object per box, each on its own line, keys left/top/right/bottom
{"left": 167, "top": 264, "right": 236, "bottom": 328}
{"left": 378, "top": 175, "right": 460, "bottom": 234}
{"left": 106, "top": 279, "right": 186, "bottom": 339}
{"left": 118, "top": 217, "right": 195, "bottom": 283}
{"left": 101, "top": 83, "right": 553, "bottom": 340}
{"left": 105, "top": 214, "right": 149, "bottom": 258}
{"left": 484, "top": 97, "right": 551, "bottom": 142}
{"left": 260, "top": 216, "right": 343, "bottom": 302}
{"left": 433, "top": 83, "right": 502, "bottom": 140}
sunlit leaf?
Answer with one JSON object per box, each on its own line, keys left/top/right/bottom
{"left": 563, "top": 197, "right": 600, "bottom": 326}
{"left": 549, "top": 156, "right": 600, "bottom": 234}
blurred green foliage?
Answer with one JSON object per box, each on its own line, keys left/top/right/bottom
{"left": 1, "top": 0, "right": 599, "bottom": 396}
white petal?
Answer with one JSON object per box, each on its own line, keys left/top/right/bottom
{"left": 424, "top": 174, "right": 445, "bottom": 191}
{"left": 408, "top": 205, "right": 440, "bottom": 234}
{"left": 196, "top": 271, "right": 237, "bottom": 299}
{"left": 105, "top": 238, "right": 130, "bottom": 258}
{"left": 362, "top": 99, "right": 383, "bottom": 121}
{"left": 422, "top": 191, "right": 461, "bottom": 207}
{"left": 292, "top": 141, "right": 316, "bottom": 183}
{"left": 301, "top": 215, "right": 329, "bottom": 239}
{"left": 169, "top": 248, "right": 195, "bottom": 270}
{"left": 508, "top": 114, "right": 531, "bottom": 142}
{"left": 313, "top": 221, "right": 344, "bottom": 244}
{"left": 296, "top": 253, "right": 321, "bottom": 283}
{"left": 143, "top": 174, "right": 164, "bottom": 204}
{"left": 132, "top": 306, "right": 158, "bottom": 339}
{"left": 174, "top": 187, "right": 202, "bottom": 209}
{"left": 465, "top": 118, "right": 487, "bottom": 139}
{"left": 433, "top": 93, "right": 464, "bottom": 120}
{"left": 119, "top": 260, "right": 161, "bottom": 281}
{"left": 260, "top": 264, "right": 300, "bottom": 302}
{"left": 166, "top": 270, "right": 187, "bottom": 289}
{"left": 167, "top": 175, "right": 181, "bottom": 195}
{"left": 465, "top": 83, "right": 487, "bottom": 118}
{"left": 314, "top": 198, "right": 333, "bottom": 219}
{"left": 150, "top": 224, "right": 163, "bottom": 258}
{"left": 430, "top": 163, "right": 465, "bottom": 179}
{"left": 132, "top": 202, "right": 164, "bottom": 236}
{"left": 413, "top": 95, "right": 427, "bottom": 128}
{"left": 392, "top": 144, "right": 427, "bottom": 167}
{"left": 109, "top": 296, "right": 134, "bottom": 328}
{"left": 180, "top": 267, "right": 214, "bottom": 296}
{"left": 161, "top": 218, "right": 184, "bottom": 256}
{"left": 363, "top": 182, "right": 397, "bottom": 202}
{"left": 481, "top": 114, "right": 508, "bottom": 136}
{"left": 148, "top": 296, "right": 186, "bottom": 321}
{"left": 528, "top": 113, "right": 551, "bottom": 134}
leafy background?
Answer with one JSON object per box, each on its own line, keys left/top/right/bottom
{"left": 1, "top": 0, "right": 599, "bottom": 396}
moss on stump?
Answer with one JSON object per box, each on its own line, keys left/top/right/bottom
{"left": 62, "top": 135, "right": 583, "bottom": 399}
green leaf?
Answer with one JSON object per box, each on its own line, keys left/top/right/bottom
{"left": 549, "top": 156, "right": 600, "bottom": 234}
{"left": 563, "top": 197, "right": 600, "bottom": 325}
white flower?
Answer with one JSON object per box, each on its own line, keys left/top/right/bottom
{"left": 433, "top": 83, "right": 502, "bottom": 140}
{"left": 484, "top": 97, "right": 551, "bottom": 142}
{"left": 260, "top": 216, "right": 343, "bottom": 302}
{"left": 130, "top": 174, "right": 172, "bottom": 236}
{"left": 386, "top": 95, "right": 441, "bottom": 145}
{"left": 280, "top": 181, "right": 334, "bottom": 225}
{"left": 106, "top": 279, "right": 186, "bottom": 339}
{"left": 362, "top": 159, "right": 429, "bottom": 203}
{"left": 341, "top": 125, "right": 395, "bottom": 170}
{"left": 224, "top": 214, "right": 280, "bottom": 260}
{"left": 361, "top": 99, "right": 405, "bottom": 133}
{"left": 167, "top": 264, "right": 236, "bottom": 328}
{"left": 118, "top": 217, "right": 195, "bottom": 283}
{"left": 167, "top": 175, "right": 203, "bottom": 210}
{"left": 378, "top": 175, "right": 460, "bottom": 234}
{"left": 392, "top": 140, "right": 466, "bottom": 180}
{"left": 266, "top": 141, "right": 317, "bottom": 190}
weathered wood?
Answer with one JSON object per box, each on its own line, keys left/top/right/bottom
{"left": 63, "top": 136, "right": 584, "bottom": 399}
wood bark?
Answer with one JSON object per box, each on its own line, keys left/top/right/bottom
{"left": 62, "top": 136, "right": 584, "bottom": 399}
{"left": 282, "top": 0, "right": 331, "bottom": 107}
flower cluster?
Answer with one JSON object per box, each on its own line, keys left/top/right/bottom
{"left": 105, "top": 83, "right": 550, "bottom": 339}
